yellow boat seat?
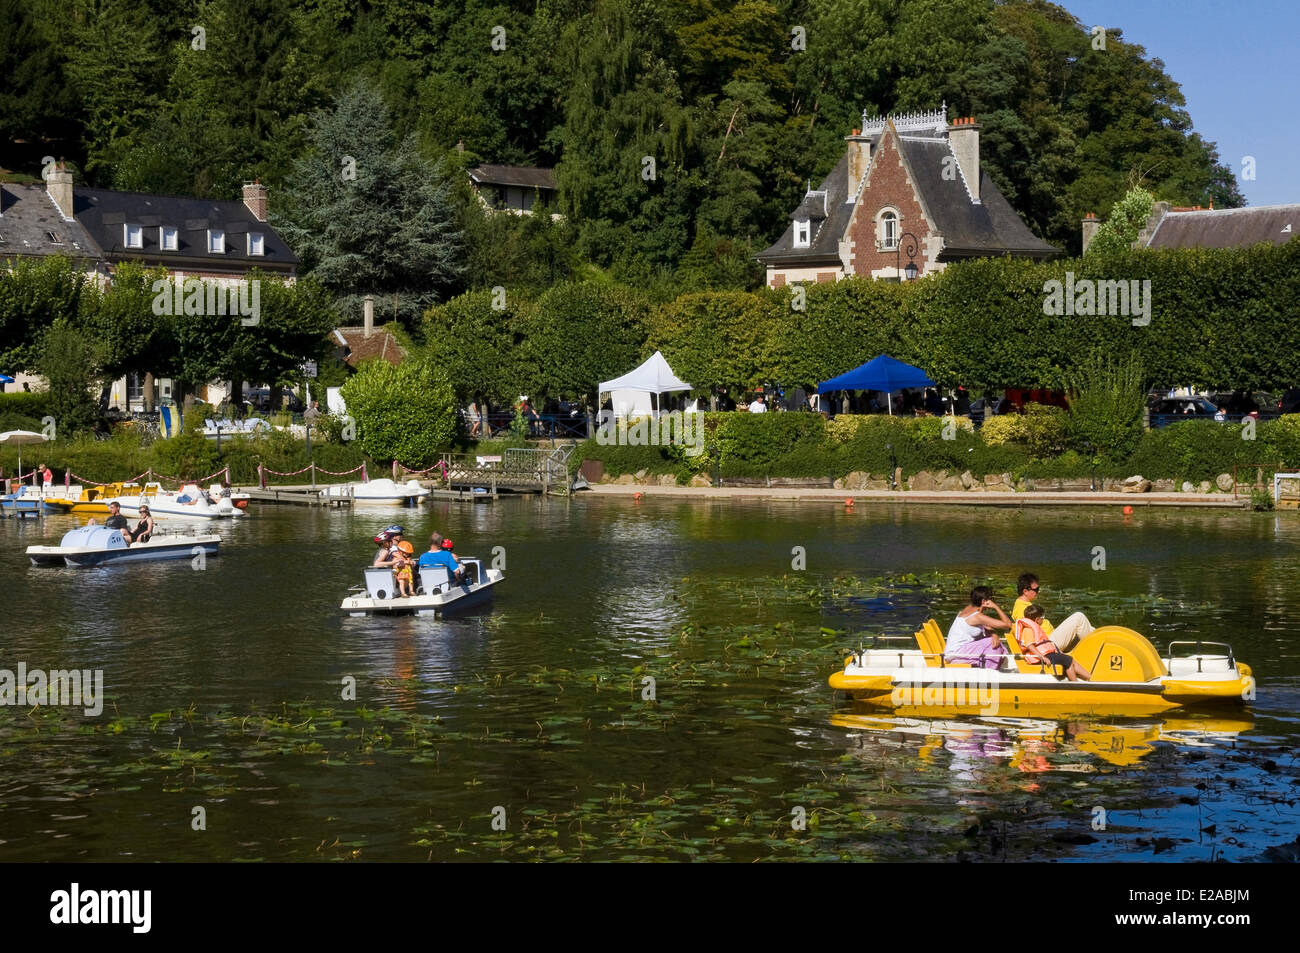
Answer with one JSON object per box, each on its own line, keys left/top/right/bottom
{"left": 1073, "top": 626, "right": 1167, "bottom": 683}
{"left": 914, "top": 619, "right": 945, "bottom": 667}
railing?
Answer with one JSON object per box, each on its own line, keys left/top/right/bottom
{"left": 461, "top": 411, "right": 590, "bottom": 439}
{"left": 436, "top": 444, "right": 577, "bottom": 491}
{"left": 1232, "top": 462, "right": 1289, "bottom": 498}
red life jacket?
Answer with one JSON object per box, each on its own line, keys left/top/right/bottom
{"left": 1014, "top": 618, "right": 1058, "bottom": 665}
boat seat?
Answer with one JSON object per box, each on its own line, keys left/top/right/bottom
{"left": 364, "top": 567, "right": 396, "bottom": 600}
{"left": 419, "top": 565, "right": 452, "bottom": 595}
{"left": 914, "top": 618, "right": 945, "bottom": 667}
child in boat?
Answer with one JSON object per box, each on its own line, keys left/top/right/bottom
{"left": 393, "top": 540, "right": 415, "bottom": 597}
{"left": 1014, "top": 604, "right": 1091, "bottom": 681}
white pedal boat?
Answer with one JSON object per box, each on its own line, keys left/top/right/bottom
{"left": 28, "top": 525, "right": 220, "bottom": 567}
{"left": 111, "top": 483, "right": 240, "bottom": 519}
{"left": 340, "top": 557, "right": 503, "bottom": 617}
{"left": 321, "top": 478, "right": 430, "bottom": 505}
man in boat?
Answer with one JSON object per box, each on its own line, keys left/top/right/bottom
{"left": 104, "top": 501, "right": 135, "bottom": 543}
{"left": 1011, "top": 572, "right": 1094, "bottom": 652}
{"left": 417, "top": 533, "right": 464, "bottom": 584}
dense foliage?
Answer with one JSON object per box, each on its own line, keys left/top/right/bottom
{"left": 427, "top": 239, "right": 1300, "bottom": 403}
{"left": 4, "top": 0, "right": 1243, "bottom": 295}
{"left": 338, "top": 357, "right": 458, "bottom": 464}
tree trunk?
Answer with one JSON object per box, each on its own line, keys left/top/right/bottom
{"left": 143, "top": 372, "right": 155, "bottom": 412}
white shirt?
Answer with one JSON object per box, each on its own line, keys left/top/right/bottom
{"left": 748, "top": 400, "right": 767, "bottom": 413}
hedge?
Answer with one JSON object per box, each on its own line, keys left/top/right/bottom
{"left": 572, "top": 411, "right": 1300, "bottom": 486}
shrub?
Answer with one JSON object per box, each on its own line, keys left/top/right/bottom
{"left": 1250, "top": 489, "right": 1274, "bottom": 511}
{"left": 1066, "top": 353, "right": 1145, "bottom": 460}
{"left": 339, "top": 357, "right": 458, "bottom": 464}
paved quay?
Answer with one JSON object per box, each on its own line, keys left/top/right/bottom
{"left": 584, "top": 484, "right": 1248, "bottom": 507}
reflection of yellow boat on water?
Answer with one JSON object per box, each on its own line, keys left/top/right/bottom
{"left": 45, "top": 482, "right": 152, "bottom": 515}
{"left": 829, "top": 712, "right": 1255, "bottom": 768}
{"left": 828, "top": 619, "right": 1254, "bottom": 717}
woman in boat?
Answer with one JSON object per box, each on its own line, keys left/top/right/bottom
{"left": 1013, "top": 604, "right": 1091, "bottom": 681}
{"left": 132, "top": 505, "right": 155, "bottom": 544}
{"left": 371, "top": 525, "right": 406, "bottom": 567}
{"left": 944, "top": 586, "right": 1011, "bottom": 668}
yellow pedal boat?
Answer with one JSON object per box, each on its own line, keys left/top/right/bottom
{"left": 45, "top": 482, "right": 149, "bottom": 515}
{"left": 828, "top": 619, "right": 1254, "bottom": 717}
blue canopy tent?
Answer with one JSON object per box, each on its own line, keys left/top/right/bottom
{"left": 816, "top": 354, "right": 935, "bottom": 416}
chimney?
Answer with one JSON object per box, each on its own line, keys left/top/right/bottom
{"left": 363, "top": 294, "right": 374, "bottom": 338}
{"left": 242, "top": 180, "right": 268, "bottom": 221}
{"left": 844, "top": 128, "right": 872, "bottom": 202}
{"left": 947, "top": 117, "right": 980, "bottom": 201}
{"left": 46, "top": 161, "right": 74, "bottom": 219}
{"left": 1081, "top": 212, "right": 1100, "bottom": 253}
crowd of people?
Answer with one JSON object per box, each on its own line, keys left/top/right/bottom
{"left": 942, "top": 572, "right": 1094, "bottom": 680}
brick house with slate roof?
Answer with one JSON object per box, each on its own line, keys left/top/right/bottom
{"left": 757, "top": 105, "right": 1058, "bottom": 287}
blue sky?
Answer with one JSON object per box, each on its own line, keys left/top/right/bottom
{"left": 1061, "top": 0, "right": 1297, "bottom": 206}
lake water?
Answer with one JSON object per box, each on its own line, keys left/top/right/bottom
{"left": 2, "top": 498, "right": 1297, "bottom": 861}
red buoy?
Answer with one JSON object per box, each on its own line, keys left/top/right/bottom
{"left": 1122, "top": 505, "right": 1133, "bottom": 516}
{"left": 845, "top": 497, "right": 855, "bottom": 507}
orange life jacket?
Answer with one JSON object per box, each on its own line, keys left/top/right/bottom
{"left": 1014, "top": 618, "right": 1058, "bottom": 665}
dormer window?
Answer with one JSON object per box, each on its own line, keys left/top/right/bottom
{"left": 247, "top": 232, "right": 264, "bottom": 256}
{"left": 794, "top": 220, "right": 811, "bottom": 248}
{"left": 124, "top": 223, "right": 143, "bottom": 249}
{"left": 878, "top": 210, "right": 898, "bottom": 250}
{"left": 207, "top": 229, "right": 225, "bottom": 253}
{"left": 161, "top": 226, "right": 178, "bottom": 251}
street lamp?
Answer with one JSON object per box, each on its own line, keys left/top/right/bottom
{"left": 896, "top": 232, "right": 920, "bottom": 281}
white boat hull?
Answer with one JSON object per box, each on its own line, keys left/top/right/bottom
{"left": 29, "top": 533, "right": 220, "bottom": 567}
{"left": 340, "top": 567, "right": 503, "bottom": 617}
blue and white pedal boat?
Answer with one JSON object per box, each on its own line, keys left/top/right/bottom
{"left": 27, "top": 525, "right": 221, "bottom": 568}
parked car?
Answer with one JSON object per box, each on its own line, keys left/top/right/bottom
{"left": 243, "top": 387, "right": 304, "bottom": 412}
{"left": 1149, "top": 396, "right": 1222, "bottom": 427}
{"left": 1278, "top": 388, "right": 1300, "bottom": 415}
{"left": 1208, "top": 391, "right": 1276, "bottom": 417}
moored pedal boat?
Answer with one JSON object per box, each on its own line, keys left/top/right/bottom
{"left": 27, "top": 525, "right": 220, "bottom": 567}
{"left": 828, "top": 618, "right": 1254, "bottom": 716}
{"left": 322, "top": 478, "right": 430, "bottom": 505}
{"left": 340, "top": 557, "right": 503, "bottom": 617}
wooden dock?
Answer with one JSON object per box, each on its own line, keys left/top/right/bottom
{"left": 236, "top": 485, "right": 351, "bottom": 507}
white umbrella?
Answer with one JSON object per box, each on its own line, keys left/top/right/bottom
{"left": 0, "top": 430, "right": 49, "bottom": 487}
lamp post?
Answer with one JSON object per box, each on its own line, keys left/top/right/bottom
{"left": 895, "top": 232, "right": 920, "bottom": 282}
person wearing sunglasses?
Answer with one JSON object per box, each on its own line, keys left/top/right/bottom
{"left": 132, "top": 505, "right": 155, "bottom": 543}
{"left": 1012, "top": 572, "right": 1094, "bottom": 653}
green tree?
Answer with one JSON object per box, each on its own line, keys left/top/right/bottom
{"left": 277, "top": 77, "right": 465, "bottom": 328}
{"left": 338, "top": 357, "right": 458, "bottom": 464}
{"left": 38, "top": 319, "right": 100, "bottom": 436}
{"left": 0, "top": 257, "right": 91, "bottom": 374}
{"left": 1066, "top": 353, "right": 1146, "bottom": 460}
{"left": 1085, "top": 187, "right": 1155, "bottom": 256}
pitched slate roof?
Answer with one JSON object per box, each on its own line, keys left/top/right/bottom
{"left": 757, "top": 128, "right": 1058, "bottom": 265}
{"left": 897, "top": 137, "right": 1057, "bottom": 257}
{"left": 332, "top": 327, "right": 407, "bottom": 368}
{"left": 0, "top": 183, "right": 99, "bottom": 262}
{"left": 74, "top": 187, "right": 298, "bottom": 273}
{"left": 757, "top": 154, "right": 854, "bottom": 265}
{"left": 468, "top": 165, "right": 557, "bottom": 191}
{"left": 1145, "top": 205, "right": 1299, "bottom": 250}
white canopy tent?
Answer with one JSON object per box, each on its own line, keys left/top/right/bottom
{"left": 598, "top": 351, "right": 693, "bottom": 418}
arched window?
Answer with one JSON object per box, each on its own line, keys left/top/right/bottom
{"left": 878, "top": 210, "right": 898, "bottom": 250}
